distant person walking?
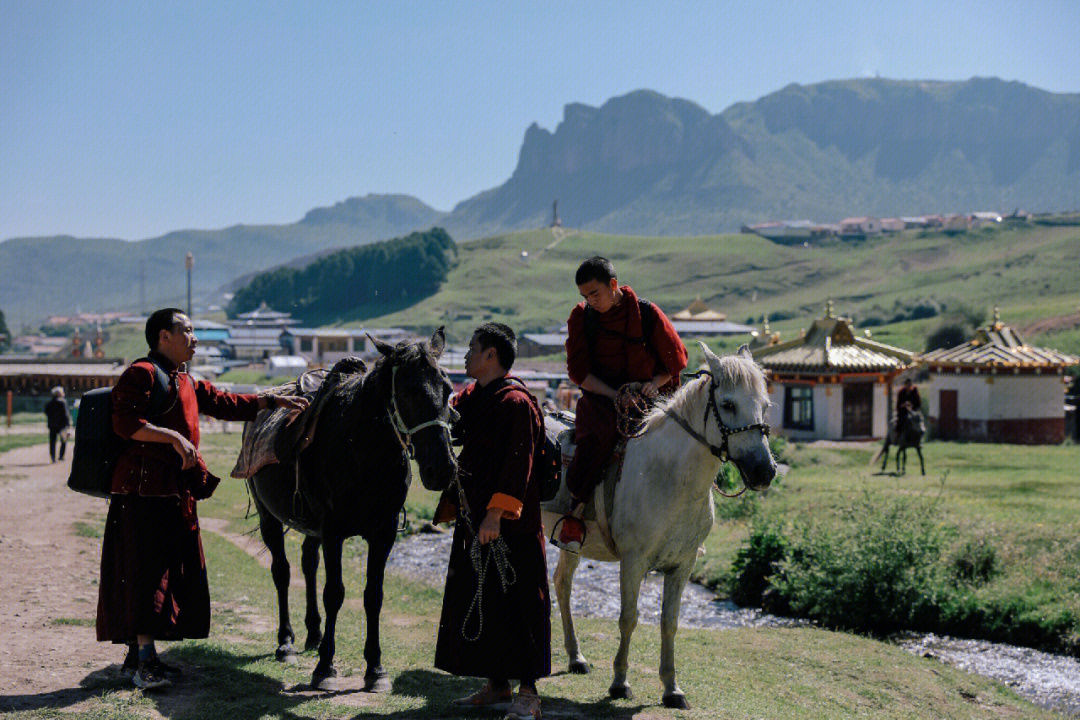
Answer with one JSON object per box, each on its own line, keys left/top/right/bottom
{"left": 44, "top": 386, "right": 72, "bottom": 462}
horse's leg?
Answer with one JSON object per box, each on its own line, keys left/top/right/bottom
{"left": 609, "top": 559, "right": 648, "bottom": 700}
{"left": 311, "top": 533, "right": 345, "bottom": 690}
{"left": 880, "top": 439, "right": 890, "bottom": 471}
{"left": 916, "top": 445, "right": 926, "bottom": 476}
{"left": 659, "top": 562, "right": 694, "bottom": 709}
{"left": 896, "top": 446, "right": 903, "bottom": 475}
{"left": 554, "top": 550, "right": 589, "bottom": 674}
{"left": 361, "top": 534, "right": 394, "bottom": 693}
{"left": 255, "top": 500, "right": 297, "bottom": 662}
{"left": 300, "top": 535, "right": 322, "bottom": 651}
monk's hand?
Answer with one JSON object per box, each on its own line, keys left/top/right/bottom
{"left": 171, "top": 433, "right": 199, "bottom": 470}
{"left": 640, "top": 381, "right": 659, "bottom": 399}
{"left": 276, "top": 394, "right": 310, "bottom": 425}
{"left": 478, "top": 507, "right": 504, "bottom": 545}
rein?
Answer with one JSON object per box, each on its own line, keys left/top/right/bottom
{"left": 662, "top": 371, "right": 771, "bottom": 498}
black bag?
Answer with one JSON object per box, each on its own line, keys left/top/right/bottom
{"left": 537, "top": 420, "right": 562, "bottom": 503}
{"left": 67, "top": 358, "right": 174, "bottom": 497}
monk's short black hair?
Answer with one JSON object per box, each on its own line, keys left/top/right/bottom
{"left": 145, "top": 308, "right": 185, "bottom": 350}
{"left": 575, "top": 256, "right": 617, "bottom": 286}
{"left": 473, "top": 323, "right": 517, "bottom": 370}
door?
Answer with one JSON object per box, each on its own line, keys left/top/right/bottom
{"left": 842, "top": 383, "right": 873, "bottom": 437}
{"left": 938, "top": 389, "right": 958, "bottom": 440}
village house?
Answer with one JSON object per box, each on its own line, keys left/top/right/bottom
{"left": 839, "top": 217, "right": 882, "bottom": 238}
{"left": 751, "top": 303, "right": 914, "bottom": 440}
{"left": 919, "top": 309, "right": 1079, "bottom": 444}
{"left": 286, "top": 327, "right": 412, "bottom": 366}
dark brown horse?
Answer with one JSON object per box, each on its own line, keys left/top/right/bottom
{"left": 247, "top": 329, "right": 456, "bottom": 690}
{"left": 877, "top": 409, "right": 926, "bottom": 475}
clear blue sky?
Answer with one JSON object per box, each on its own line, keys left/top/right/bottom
{"left": 2, "top": 0, "right": 1078, "bottom": 241}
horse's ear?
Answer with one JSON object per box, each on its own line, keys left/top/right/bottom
{"left": 367, "top": 333, "right": 395, "bottom": 358}
{"left": 429, "top": 326, "right": 446, "bottom": 359}
{"left": 737, "top": 343, "right": 753, "bottom": 359}
{"left": 698, "top": 340, "right": 721, "bottom": 372}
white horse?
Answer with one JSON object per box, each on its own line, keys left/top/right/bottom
{"left": 541, "top": 343, "right": 776, "bottom": 709}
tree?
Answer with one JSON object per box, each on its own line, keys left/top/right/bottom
{"left": 0, "top": 307, "right": 10, "bottom": 352}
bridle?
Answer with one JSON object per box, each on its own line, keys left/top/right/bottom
{"left": 661, "top": 370, "right": 771, "bottom": 497}
{"left": 385, "top": 363, "right": 457, "bottom": 459}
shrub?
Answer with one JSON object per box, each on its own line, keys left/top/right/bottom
{"left": 926, "top": 323, "right": 969, "bottom": 352}
{"left": 950, "top": 537, "right": 998, "bottom": 586}
{"left": 728, "top": 520, "right": 788, "bottom": 607}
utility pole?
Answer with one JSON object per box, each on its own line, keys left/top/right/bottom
{"left": 138, "top": 258, "right": 146, "bottom": 313}
{"left": 185, "top": 252, "right": 194, "bottom": 316}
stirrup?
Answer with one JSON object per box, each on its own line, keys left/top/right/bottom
{"left": 549, "top": 514, "right": 587, "bottom": 554}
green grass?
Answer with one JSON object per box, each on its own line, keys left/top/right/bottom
{"left": 0, "top": 433, "right": 48, "bottom": 454}
{"left": 333, "top": 223, "right": 1080, "bottom": 359}
{"left": 73, "top": 519, "right": 104, "bottom": 538}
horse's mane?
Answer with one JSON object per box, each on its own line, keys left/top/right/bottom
{"left": 643, "top": 353, "right": 769, "bottom": 430}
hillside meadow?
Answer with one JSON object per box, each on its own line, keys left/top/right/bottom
{"left": 335, "top": 222, "right": 1080, "bottom": 357}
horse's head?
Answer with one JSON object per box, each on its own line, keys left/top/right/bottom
{"left": 907, "top": 409, "right": 926, "bottom": 438}
{"left": 369, "top": 327, "right": 457, "bottom": 492}
{"left": 699, "top": 342, "right": 777, "bottom": 491}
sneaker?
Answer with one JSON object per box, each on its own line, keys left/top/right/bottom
{"left": 552, "top": 515, "right": 586, "bottom": 553}
{"left": 133, "top": 661, "right": 171, "bottom": 690}
{"left": 504, "top": 691, "right": 542, "bottom": 719}
{"left": 150, "top": 657, "right": 183, "bottom": 679}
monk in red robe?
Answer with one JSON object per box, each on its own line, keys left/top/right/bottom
{"left": 434, "top": 323, "right": 550, "bottom": 720}
{"left": 96, "top": 308, "right": 307, "bottom": 690}
{"left": 555, "top": 256, "right": 688, "bottom": 551}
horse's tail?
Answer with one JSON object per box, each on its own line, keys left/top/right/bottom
{"left": 872, "top": 439, "right": 888, "bottom": 463}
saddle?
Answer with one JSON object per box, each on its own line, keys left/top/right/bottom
{"left": 230, "top": 357, "right": 367, "bottom": 480}
{"left": 540, "top": 411, "right": 624, "bottom": 558}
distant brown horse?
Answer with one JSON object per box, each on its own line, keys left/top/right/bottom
{"left": 876, "top": 409, "right": 926, "bottom": 475}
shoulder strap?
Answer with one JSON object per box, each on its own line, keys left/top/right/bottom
{"left": 584, "top": 298, "right": 656, "bottom": 350}
{"left": 638, "top": 298, "right": 656, "bottom": 346}
{"left": 141, "top": 356, "right": 178, "bottom": 419}
{"left": 583, "top": 304, "right": 600, "bottom": 357}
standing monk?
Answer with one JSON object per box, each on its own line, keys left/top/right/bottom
{"left": 96, "top": 308, "right": 307, "bottom": 689}
{"left": 434, "top": 323, "right": 550, "bottom": 720}
{"left": 554, "top": 257, "right": 687, "bottom": 551}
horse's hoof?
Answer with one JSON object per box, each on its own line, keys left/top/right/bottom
{"left": 311, "top": 665, "right": 339, "bottom": 691}
{"left": 568, "top": 660, "right": 590, "bottom": 675}
{"left": 609, "top": 684, "right": 633, "bottom": 700}
{"left": 304, "top": 635, "right": 322, "bottom": 652}
{"left": 363, "top": 671, "right": 392, "bottom": 694}
{"left": 275, "top": 645, "right": 298, "bottom": 664}
{"left": 663, "top": 692, "right": 691, "bottom": 709}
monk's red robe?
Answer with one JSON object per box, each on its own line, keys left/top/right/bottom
{"left": 96, "top": 351, "right": 260, "bottom": 644}
{"left": 564, "top": 285, "right": 687, "bottom": 501}
{"left": 434, "top": 376, "right": 551, "bottom": 681}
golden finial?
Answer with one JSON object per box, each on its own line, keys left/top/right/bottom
{"left": 992, "top": 306, "right": 1001, "bottom": 326}
{"left": 825, "top": 299, "right": 834, "bottom": 318}
{"left": 762, "top": 315, "right": 771, "bottom": 334}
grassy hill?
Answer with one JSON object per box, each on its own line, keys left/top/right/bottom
{"left": 342, "top": 222, "right": 1080, "bottom": 357}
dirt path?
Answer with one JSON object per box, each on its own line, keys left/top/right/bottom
{"left": 0, "top": 443, "right": 114, "bottom": 712}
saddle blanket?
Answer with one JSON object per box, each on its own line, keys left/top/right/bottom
{"left": 230, "top": 368, "right": 328, "bottom": 479}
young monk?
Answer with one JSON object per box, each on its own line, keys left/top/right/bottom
{"left": 434, "top": 323, "right": 550, "bottom": 720}
{"left": 554, "top": 257, "right": 687, "bottom": 551}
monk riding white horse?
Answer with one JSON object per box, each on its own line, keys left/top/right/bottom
{"left": 541, "top": 343, "right": 776, "bottom": 709}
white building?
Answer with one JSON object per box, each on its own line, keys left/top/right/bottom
{"left": 752, "top": 303, "right": 914, "bottom": 440}
{"left": 286, "top": 327, "right": 412, "bottom": 366}
{"left": 919, "top": 309, "right": 1078, "bottom": 444}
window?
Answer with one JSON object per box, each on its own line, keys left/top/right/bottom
{"left": 784, "top": 385, "right": 814, "bottom": 430}
{"left": 299, "top": 337, "right": 313, "bottom": 352}
{"left": 322, "top": 338, "right": 348, "bottom": 352}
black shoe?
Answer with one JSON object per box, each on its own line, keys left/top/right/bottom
{"left": 151, "top": 657, "right": 183, "bottom": 679}
{"left": 133, "top": 661, "right": 171, "bottom": 690}
{"left": 122, "top": 646, "right": 138, "bottom": 675}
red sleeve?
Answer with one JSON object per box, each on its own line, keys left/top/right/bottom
{"left": 193, "top": 379, "right": 261, "bottom": 421}
{"left": 565, "top": 303, "right": 590, "bottom": 386}
{"left": 650, "top": 306, "right": 688, "bottom": 378}
{"left": 487, "top": 391, "right": 540, "bottom": 520}
{"left": 111, "top": 362, "right": 155, "bottom": 439}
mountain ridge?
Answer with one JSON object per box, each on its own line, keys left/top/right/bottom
{"left": 4, "top": 76, "right": 1079, "bottom": 322}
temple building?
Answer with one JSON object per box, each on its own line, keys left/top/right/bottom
{"left": 919, "top": 309, "right": 1078, "bottom": 444}
{"left": 668, "top": 297, "right": 754, "bottom": 337}
{"left": 751, "top": 303, "right": 915, "bottom": 440}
